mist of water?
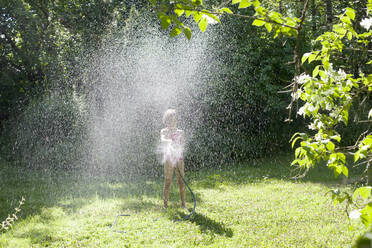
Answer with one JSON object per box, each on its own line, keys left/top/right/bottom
{"left": 76, "top": 16, "right": 216, "bottom": 176}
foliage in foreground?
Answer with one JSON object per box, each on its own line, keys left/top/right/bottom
{"left": 291, "top": 3, "right": 372, "bottom": 239}
{"left": 1, "top": 197, "right": 25, "bottom": 233}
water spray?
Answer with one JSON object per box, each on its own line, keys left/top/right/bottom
{"left": 81, "top": 14, "right": 209, "bottom": 233}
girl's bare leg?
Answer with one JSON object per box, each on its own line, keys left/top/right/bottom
{"left": 163, "top": 161, "right": 174, "bottom": 208}
{"left": 176, "top": 160, "right": 186, "bottom": 208}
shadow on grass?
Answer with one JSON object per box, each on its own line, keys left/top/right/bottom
{"left": 0, "top": 153, "right": 362, "bottom": 224}
{"left": 172, "top": 211, "right": 233, "bottom": 237}
{"left": 0, "top": 161, "right": 204, "bottom": 224}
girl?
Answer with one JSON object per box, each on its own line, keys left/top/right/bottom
{"left": 160, "top": 109, "right": 186, "bottom": 208}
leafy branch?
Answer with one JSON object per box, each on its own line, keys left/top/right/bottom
{"left": 1, "top": 197, "right": 25, "bottom": 232}
{"left": 286, "top": 0, "right": 310, "bottom": 122}
{"left": 151, "top": 0, "right": 300, "bottom": 40}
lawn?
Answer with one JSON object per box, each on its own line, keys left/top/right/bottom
{"left": 0, "top": 155, "right": 365, "bottom": 247}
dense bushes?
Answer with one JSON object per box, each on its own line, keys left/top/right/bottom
{"left": 1, "top": 91, "right": 87, "bottom": 169}
{"left": 184, "top": 15, "right": 301, "bottom": 168}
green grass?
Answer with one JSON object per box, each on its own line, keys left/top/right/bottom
{"left": 0, "top": 155, "right": 366, "bottom": 247}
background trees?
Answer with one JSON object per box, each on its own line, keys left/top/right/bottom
{"left": 0, "top": 0, "right": 144, "bottom": 125}
{"left": 1, "top": 2, "right": 370, "bottom": 166}
{"left": 2, "top": 0, "right": 369, "bottom": 167}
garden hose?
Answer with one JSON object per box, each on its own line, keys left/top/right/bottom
{"left": 175, "top": 165, "right": 196, "bottom": 221}
{"left": 111, "top": 214, "right": 130, "bottom": 233}
{"left": 110, "top": 165, "right": 196, "bottom": 232}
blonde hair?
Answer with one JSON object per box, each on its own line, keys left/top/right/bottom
{"left": 163, "top": 109, "right": 177, "bottom": 125}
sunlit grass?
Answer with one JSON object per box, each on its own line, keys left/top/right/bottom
{"left": 0, "top": 155, "right": 365, "bottom": 247}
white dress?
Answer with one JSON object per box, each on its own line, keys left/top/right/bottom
{"left": 160, "top": 129, "right": 184, "bottom": 167}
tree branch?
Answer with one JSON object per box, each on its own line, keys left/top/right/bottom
{"left": 218, "top": 0, "right": 231, "bottom": 8}
{"left": 220, "top": 12, "right": 297, "bottom": 29}
{"left": 286, "top": 0, "right": 310, "bottom": 122}
{"left": 344, "top": 47, "right": 372, "bottom": 53}
{"left": 171, "top": 7, "right": 298, "bottom": 29}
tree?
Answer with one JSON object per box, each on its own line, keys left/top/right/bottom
{"left": 311, "top": 0, "right": 316, "bottom": 34}
{"left": 0, "top": 0, "right": 145, "bottom": 128}
{"left": 326, "top": 0, "right": 333, "bottom": 29}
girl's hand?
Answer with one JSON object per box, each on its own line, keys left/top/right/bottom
{"left": 161, "top": 135, "right": 172, "bottom": 144}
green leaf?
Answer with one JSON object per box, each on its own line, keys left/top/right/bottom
{"left": 308, "top": 53, "right": 317, "bottom": 63}
{"left": 198, "top": 17, "right": 208, "bottom": 32}
{"left": 232, "top": 0, "right": 241, "bottom": 4}
{"left": 221, "top": 7, "right": 233, "bottom": 14}
{"left": 354, "top": 150, "right": 365, "bottom": 162}
{"left": 252, "top": 0, "right": 260, "bottom": 7}
{"left": 353, "top": 187, "right": 372, "bottom": 200}
{"left": 149, "top": 0, "right": 156, "bottom": 5}
{"left": 333, "top": 24, "right": 346, "bottom": 35}
{"left": 291, "top": 159, "right": 299, "bottom": 166}
{"left": 327, "top": 141, "right": 335, "bottom": 151}
{"left": 364, "top": 136, "right": 372, "bottom": 145}
{"left": 341, "top": 15, "right": 351, "bottom": 24}
{"left": 255, "top": 6, "right": 265, "bottom": 15}
{"left": 193, "top": 11, "right": 203, "bottom": 23}
{"left": 319, "top": 70, "right": 327, "bottom": 78}
{"left": 345, "top": 7, "right": 355, "bottom": 20}
{"left": 313, "top": 65, "right": 320, "bottom": 77}
{"left": 183, "top": 27, "right": 192, "bottom": 40}
{"left": 239, "top": 0, "right": 252, "bottom": 9}
{"left": 330, "top": 135, "right": 341, "bottom": 143}
{"left": 252, "top": 19, "right": 265, "bottom": 27}
{"left": 185, "top": 10, "right": 192, "bottom": 17}
{"left": 290, "top": 132, "right": 300, "bottom": 141}
{"left": 334, "top": 166, "right": 342, "bottom": 177}
{"left": 338, "top": 153, "right": 346, "bottom": 163}
{"left": 367, "top": 60, "right": 372, "bottom": 65}
{"left": 174, "top": 9, "right": 184, "bottom": 17}
{"left": 341, "top": 165, "right": 348, "bottom": 177}
{"left": 170, "top": 27, "right": 182, "bottom": 37}
{"left": 295, "top": 147, "right": 301, "bottom": 158}
{"left": 291, "top": 137, "right": 302, "bottom": 148}
{"left": 160, "top": 16, "right": 172, "bottom": 30}
{"left": 323, "top": 59, "right": 330, "bottom": 70}
{"left": 347, "top": 31, "right": 352, "bottom": 40}
{"left": 301, "top": 52, "right": 311, "bottom": 64}
{"left": 265, "top": 23, "right": 272, "bottom": 33}
{"left": 204, "top": 12, "right": 220, "bottom": 23}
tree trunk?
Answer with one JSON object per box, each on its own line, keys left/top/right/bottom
{"left": 326, "top": 0, "right": 333, "bottom": 30}
{"left": 297, "top": 0, "right": 304, "bottom": 17}
{"left": 311, "top": 0, "right": 316, "bottom": 34}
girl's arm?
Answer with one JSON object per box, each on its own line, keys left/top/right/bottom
{"left": 161, "top": 129, "right": 172, "bottom": 144}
